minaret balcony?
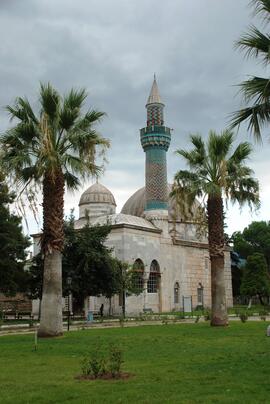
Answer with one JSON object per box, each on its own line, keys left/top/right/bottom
{"left": 140, "top": 125, "right": 171, "bottom": 151}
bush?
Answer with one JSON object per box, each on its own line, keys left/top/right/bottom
{"left": 81, "top": 348, "right": 106, "bottom": 378}
{"left": 80, "top": 343, "right": 124, "bottom": 379}
{"left": 239, "top": 312, "right": 248, "bottom": 323}
{"left": 259, "top": 309, "right": 268, "bottom": 321}
{"left": 204, "top": 310, "right": 211, "bottom": 321}
{"left": 194, "top": 315, "right": 200, "bottom": 323}
{"left": 108, "top": 344, "right": 123, "bottom": 378}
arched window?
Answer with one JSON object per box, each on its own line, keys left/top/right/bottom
{"left": 197, "top": 283, "right": 204, "bottom": 306}
{"left": 174, "top": 282, "right": 180, "bottom": 304}
{"left": 132, "top": 259, "right": 144, "bottom": 292}
{"left": 147, "top": 260, "right": 160, "bottom": 293}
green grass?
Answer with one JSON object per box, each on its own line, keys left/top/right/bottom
{"left": 1, "top": 322, "right": 270, "bottom": 403}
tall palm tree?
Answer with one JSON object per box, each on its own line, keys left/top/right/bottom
{"left": 1, "top": 83, "right": 109, "bottom": 337}
{"left": 231, "top": 0, "right": 270, "bottom": 139}
{"left": 172, "top": 130, "right": 259, "bottom": 326}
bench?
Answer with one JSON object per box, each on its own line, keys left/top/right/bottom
{"left": 3, "top": 311, "right": 33, "bottom": 320}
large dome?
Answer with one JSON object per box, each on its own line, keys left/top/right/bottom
{"left": 121, "top": 184, "right": 199, "bottom": 221}
{"left": 79, "top": 182, "right": 116, "bottom": 207}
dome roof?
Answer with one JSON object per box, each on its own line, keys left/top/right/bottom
{"left": 91, "top": 213, "right": 158, "bottom": 230}
{"left": 79, "top": 182, "right": 116, "bottom": 206}
{"left": 121, "top": 184, "right": 199, "bottom": 221}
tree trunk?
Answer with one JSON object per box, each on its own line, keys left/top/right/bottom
{"left": 38, "top": 251, "right": 63, "bottom": 337}
{"left": 38, "top": 170, "right": 64, "bottom": 338}
{"left": 258, "top": 295, "right": 265, "bottom": 306}
{"left": 122, "top": 291, "right": 126, "bottom": 318}
{"left": 207, "top": 195, "right": 228, "bottom": 326}
{"left": 247, "top": 297, "right": 252, "bottom": 309}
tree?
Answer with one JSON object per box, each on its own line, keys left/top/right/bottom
{"left": 232, "top": 221, "right": 270, "bottom": 269}
{"left": 172, "top": 130, "right": 259, "bottom": 326}
{"left": 241, "top": 253, "right": 270, "bottom": 304}
{"left": 230, "top": 251, "right": 245, "bottom": 297}
{"left": 28, "top": 217, "right": 118, "bottom": 314}
{"left": 0, "top": 172, "right": 30, "bottom": 295}
{"left": 63, "top": 220, "right": 117, "bottom": 312}
{"left": 231, "top": 0, "right": 270, "bottom": 140}
{"left": 110, "top": 260, "right": 142, "bottom": 318}
{"left": 1, "top": 84, "right": 108, "bottom": 337}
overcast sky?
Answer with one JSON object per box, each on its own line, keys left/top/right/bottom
{"left": 1, "top": 0, "right": 269, "bottom": 236}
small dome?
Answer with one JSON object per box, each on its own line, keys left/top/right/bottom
{"left": 79, "top": 182, "right": 116, "bottom": 207}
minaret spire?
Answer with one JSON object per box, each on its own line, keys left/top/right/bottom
{"left": 146, "top": 74, "right": 163, "bottom": 106}
{"left": 140, "top": 77, "right": 171, "bottom": 218}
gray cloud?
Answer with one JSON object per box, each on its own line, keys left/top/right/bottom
{"left": 0, "top": 0, "right": 269, "bottom": 235}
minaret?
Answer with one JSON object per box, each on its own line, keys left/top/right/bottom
{"left": 140, "top": 76, "right": 171, "bottom": 221}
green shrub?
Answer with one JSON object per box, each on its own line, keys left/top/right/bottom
{"left": 204, "top": 310, "right": 211, "bottom": 321}
{"left": 81, "top": 349, "right": 106, "bottom": 378}
{"left": 195, "top": 315, "right": 200, "bottom": 323}
{"left": 108, "top": 344, "right": 123, "bottom": 378}
{"left": 239, "top": 312, "right": 248, "bottom": 323}
{"left": 81, "top": 343, "right": 124, "bottom": 379}
{"left": 259, "top": 309, "right": 267, "bottom": 321}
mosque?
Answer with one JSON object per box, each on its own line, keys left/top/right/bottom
{"left": 72, "top": 77, "right": 233, "bottom": 315}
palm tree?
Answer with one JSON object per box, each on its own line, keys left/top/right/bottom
{"left": 172, "top": 130, "right": 259, "bottom": 326}
{"left": 1, "top": 83, "right": 109, "bottom": 337}
{"left": 230, "top": 0, "right": 270, "bottom": 139}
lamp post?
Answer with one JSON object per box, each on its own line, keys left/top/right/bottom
{"left": 67, "top": 276, "right": 72, "bottom": 331}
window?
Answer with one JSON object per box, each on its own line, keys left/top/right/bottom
{"left": 147, "top": 260, "right": 160, "bottom": 293}
{"left": 132, "top": 259, "right": 144, "bottom": 292}
{"left": 174, "top": 282, "right": 180, "bottom": 304}
{"left": 197, "top": 284, "right": 204, "bottom": 305}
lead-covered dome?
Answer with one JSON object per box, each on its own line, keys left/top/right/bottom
{"left": 121, "top": 184, "right": 200, "bottom": 221}
{"left": 79, "top": 182, "right": 116, "bottom": 206}
{"left": 79, "top": 182, "right": 116, "bottom": 220}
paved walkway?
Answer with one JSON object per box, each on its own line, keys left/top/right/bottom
{"left": 1, "top": 316, "right": 270, "bottom": 337}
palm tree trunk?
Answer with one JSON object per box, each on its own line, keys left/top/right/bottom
{"left": 207, "top": 195, "right": 228, "bottom": 326}
{"left": 38, "top": 170, "right": 64, "bottom": 337}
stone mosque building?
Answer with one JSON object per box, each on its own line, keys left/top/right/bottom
{"left": 72, "top": 77, "right": 233, "bottom": 315}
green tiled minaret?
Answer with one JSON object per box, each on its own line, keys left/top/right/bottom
{"left": 140, "top": 76, "right": 171, "bottom": 213}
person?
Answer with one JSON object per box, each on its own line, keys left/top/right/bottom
{"left": 99, "top": 303, "right": 104, "bottom": 317}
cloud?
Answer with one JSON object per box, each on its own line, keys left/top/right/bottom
{"left": 0, "top": 0, "right": 269, "bottom": 237}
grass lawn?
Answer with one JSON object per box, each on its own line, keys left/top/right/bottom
{"left": 0, "top": 322, "right": 270, "bottom": 403}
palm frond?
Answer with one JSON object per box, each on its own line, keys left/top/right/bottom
{"left": 230, "top": 175, "right": 260, "bottom": 209}
{"left": 208, "top": 129, "right": 234, "bottom": 161}
{"left": 238, "top": 76, "right": 270, "bottom": 102}
{"left": 59, "top": 107, "right": 80, "bottom": 131}
{"left": 251, "top": 0, "right": 270, "bottom": 21}
{"left": 229, "top": 103, "right": 270, "bottom": 142}
{"left": 228, "top": 142, "right": 253, "bottom": 165}
{"left": 63, "top": 171, "right": 81, "bottom": 190}
{"left": 235, "top": 25, "right": 270, "bottom": 64}
{"left": 173, "top": 129, "right": 259, "bottom": 215}
{"left": 64, "top": 88, "right": 88, "bottom": 110}
{"left": 40, "top": 82, "right": 60, "bottom": 121}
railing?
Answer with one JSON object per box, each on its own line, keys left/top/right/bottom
{"left": 140, "top": 125, "right": 171, "bottom": 135}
